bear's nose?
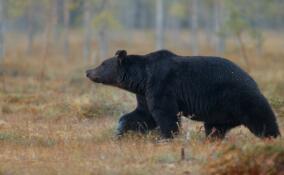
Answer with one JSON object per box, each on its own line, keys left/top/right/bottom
{"left": 86, "top": 70, "right": 92, "bottom": 78}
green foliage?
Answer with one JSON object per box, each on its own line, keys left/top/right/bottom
{"left": 169, "top": 1, "right": 187, "bottom": 19}
{"left": 221, "top": 0, "right": 265, "bottom": 54}
{"left": 69, "top": 0, "right": 81, "bottom": 11}
{"left": 6, "top": 0, "right": 30, "bottom": 18}
{"left": 225, "top": 5, "right": 246, "bottom": 34}
{"left": 6, "top": 0, "right": 50, "bottom": 18}
{"left": 222, "top": 0, "right": 249, "bottom": 36}
{"left": 249, "top": 28, "right": 264, "bottom": 49}
{"left": 93, "top": 10, "right": 121, "bottom": 31}
{"left": 221, "top": 0, "right": 263, "bottom": 38}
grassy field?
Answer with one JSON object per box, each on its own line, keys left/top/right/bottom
{"left": 0, "top": 32, "right": 284, "bottom": 175}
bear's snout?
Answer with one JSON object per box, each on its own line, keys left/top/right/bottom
{"left": 86, "top": 70, "right": 93, "bottom": 78}
{"left": 86, "top": 69, "right": 96, "bottom": 79}
{"left": 86, "top": 69, "right": 102, "bottom": 82}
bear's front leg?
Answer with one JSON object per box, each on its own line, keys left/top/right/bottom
{"left": 116, "top": 109, "right": 157, "bottom": 136}
{"left": 147, "top": 95, "right": 180, "bottom": 139}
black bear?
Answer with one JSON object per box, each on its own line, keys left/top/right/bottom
{"left": 86, "top": 50, "right": 281, "bottom": 139}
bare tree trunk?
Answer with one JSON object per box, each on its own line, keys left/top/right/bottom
{"left": 39, "top": 0, "right": 55, "bottom": 88}
{"left": 54, "top": 0, "right": 63, "bottom": 44}
{"left": 213, "top": 0, "right": 225, "bottom": 54}
{"left": 26, "top": 3, "right": 34, "bottom": 55}
{"left": 63, "top": 0, "right": 70, "bottom": 59}
{"left": 203, "top": 1, "right": 214, "bottom": 49}
{"left": 236, "top": 33, "right": 250, "bottom": 72}
{"left": 133, "top": 0, "right": 142, "bottom": 28}
{"left": 155, "top": 0, "right": 164, "bottom": 50}
{"left": 170, "top": 17, "right": 181, "bottom": 46}
{"left": 83, "top": 0, "right": 92, "bottom": 64}
{"left": 0, "top": 0, "right": 5, "bottom": 61}
{"left": 98, "top": 25, "right": 108, "bottom": 62}
{"left": 190, "top": 0, "right": 199, "bottom": 55}
{"left": 140, "top": 0, "right": 148, "bottom": 29}
{"left": 50, "top": 0, "right": 59, "bottom": 50}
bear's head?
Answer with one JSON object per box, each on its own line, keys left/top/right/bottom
{"left": 86, "top": 50, "right": 127, "bottom": 86}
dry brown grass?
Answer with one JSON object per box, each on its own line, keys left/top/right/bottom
{"left": 0, "top": 31, "right": 284, "bottom": 175}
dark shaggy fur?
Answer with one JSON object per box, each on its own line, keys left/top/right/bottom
{"left": 86, "top": 50, "right": 281, "bottom": 139}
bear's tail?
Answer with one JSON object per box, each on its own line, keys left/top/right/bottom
{"left": 244, "top": 93, "right": 281, "bottom": 138}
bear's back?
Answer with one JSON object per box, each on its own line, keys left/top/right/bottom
{"left": 176, "top": 56, "right": 257, "bottom": 89}
{"left": 143, "top": 50, "right": 259, "bottom": 97}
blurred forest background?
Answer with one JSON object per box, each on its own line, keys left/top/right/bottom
{"left": 0, "top": 0, "right": 283, "bottom": 63}
{"left": 0, "top": 0, "right": 284, "bottom": 174}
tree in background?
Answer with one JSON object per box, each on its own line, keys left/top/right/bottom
{"left": 189, "top": 0, "right": 199, "bottom": 55}
{"left": 83, "top": 0, "right": 92, "bottom": 64}
{"left": 26, "top": 0, "right": 35, "bottom": 55}
{"left": 25, "top": 0, "right": 45, "bottom": 55}
{"left": 222, "top": 0, "right": 265, "bottom": 71}
{"left": 93, "top": 0, "right": 120, "bottom": 62}
{"left": 1, "top": 0, "right": 284, "bottom": 63}
{"left": 155, "top": 0, "right": 164, "bottom": 50}
{"left": 63, "top": 0, "right": 70, "bottom": 58}
{"left": 39, "top": 0, "right": 56, "bottom": 86}
{"left": 7, "top": 0, "right": 47, "bottom": 55}
{"left": 213, "top": 0, "right": 225, "bottom": 54}
{"left": 0, "top": 0, "right": 4, "bottom": 61}
{"left": 169, "top": 1, "right": 185, "bottom": 39}
{"left": 132, "top": 0, "right": 148, "bottom": 29}
{"left": 169, "top": 0, "right": 186, "bottom": 44}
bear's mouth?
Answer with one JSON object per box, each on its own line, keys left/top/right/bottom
{"left": 91, "top": 77, "right": 104, "bottom": 83}
{"left": 86, "top": 75, "right": 102, "bottom": 83}
{"left": 86, "top": 73, "right": 103, "bottom": 83}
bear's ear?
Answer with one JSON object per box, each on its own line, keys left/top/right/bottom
{"left": 115, "top": 50, "right": 127, "bottom": 64}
